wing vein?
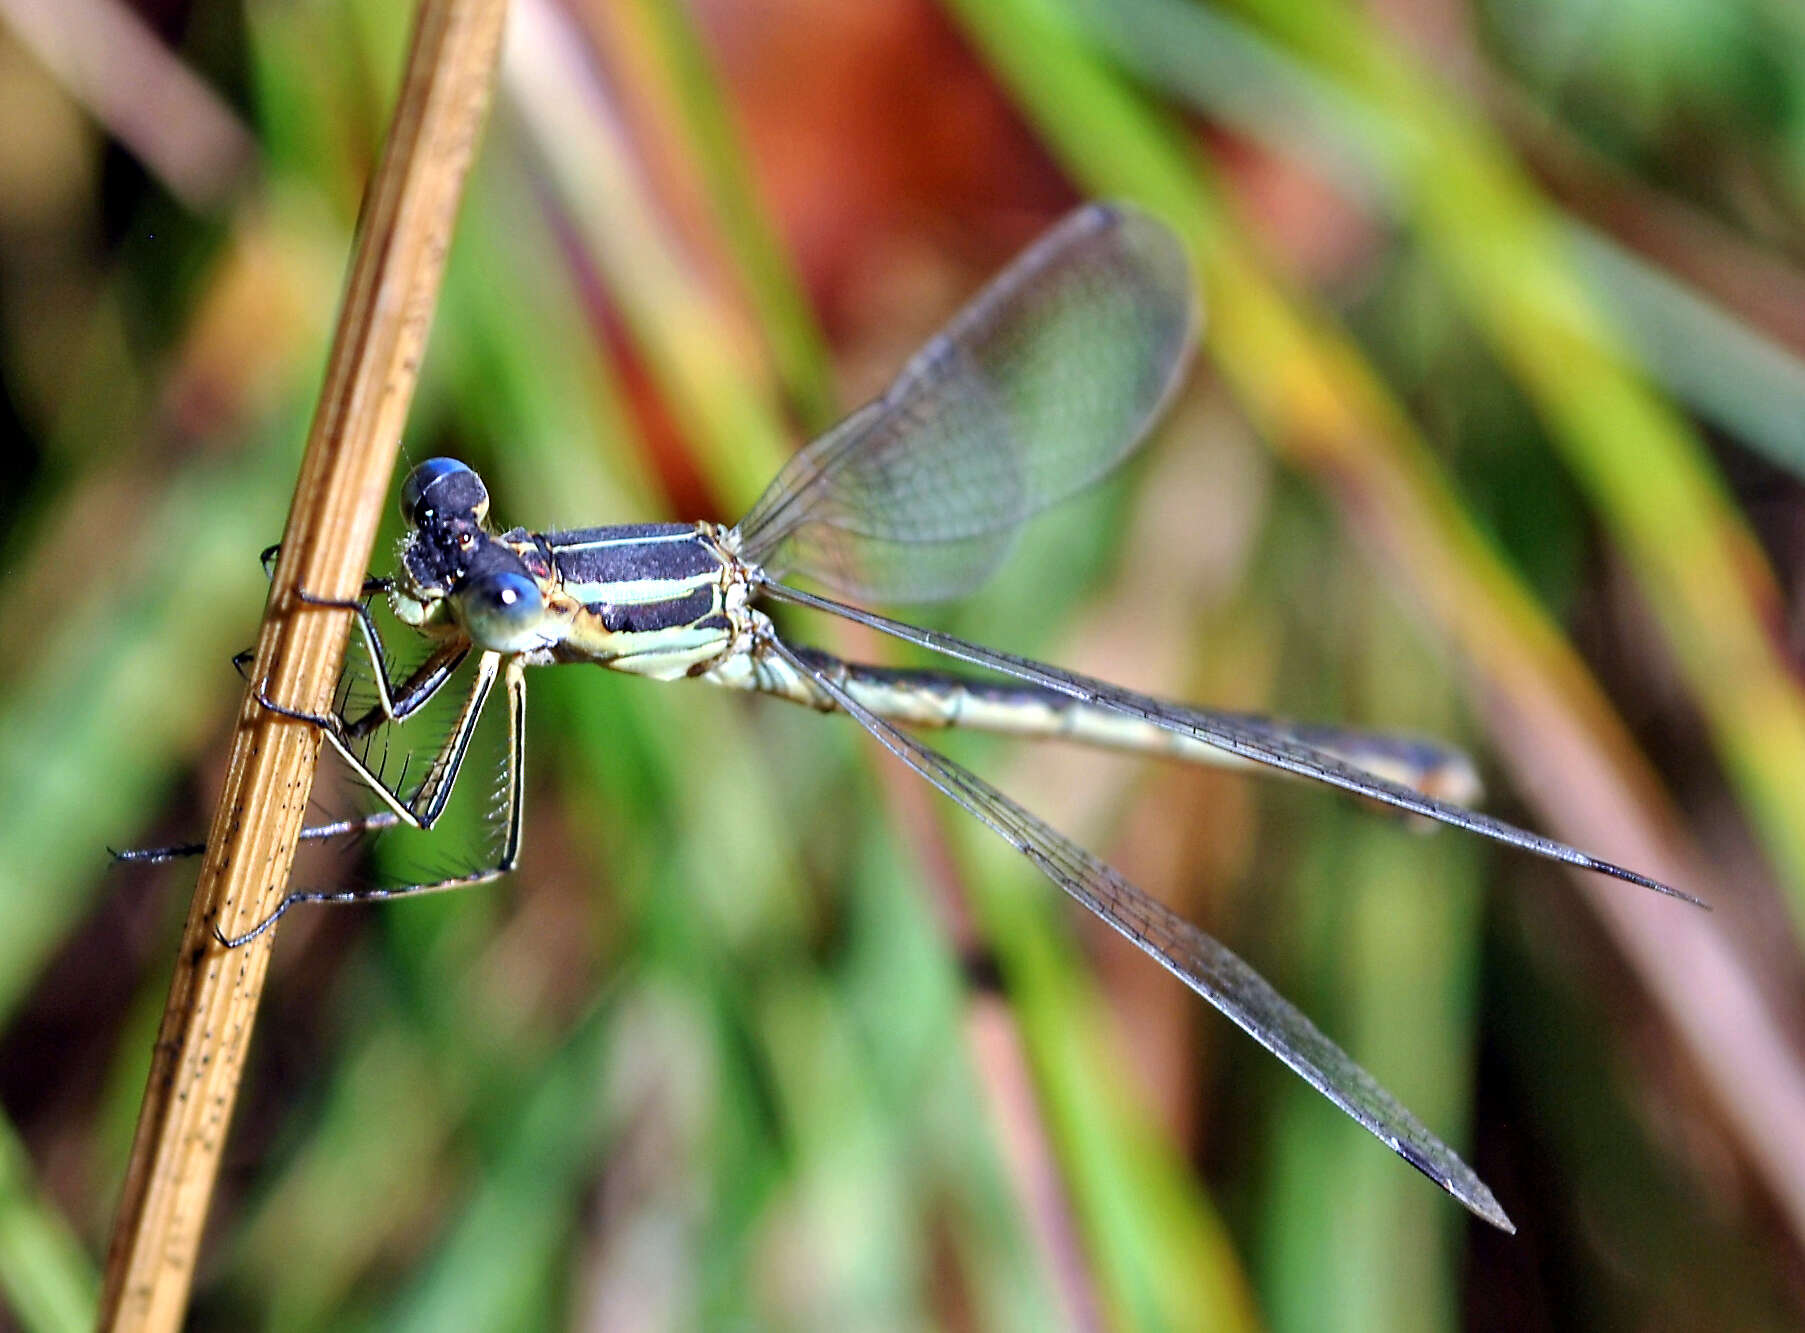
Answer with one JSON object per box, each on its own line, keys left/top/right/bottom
{"left": 759, "top": 630, "right": 1513, "bottom": 1231}
{"left": 757, "top": 579, "right": 1701, "bottom": 907}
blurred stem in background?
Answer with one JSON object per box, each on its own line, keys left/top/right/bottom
{"left": 613, "top": 0, "right": 840, "bottom": 434}
{"left": 1226, "top": 0, "right": 1805, "bottom": 925}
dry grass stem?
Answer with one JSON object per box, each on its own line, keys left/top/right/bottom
{"left": 97, "top": 2, "right": 510, "bottom": 1327}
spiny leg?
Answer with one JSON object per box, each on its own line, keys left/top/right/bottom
{"left": 240, "top": 634, "right": 465, "bottom": 730}
{"left": 117, "top": 555, "right": 442, "bottom": 867}
{"left": 256, "top": 543, "right": 401, "bottom": 713}
{"left": 113, "top": 633, "right": 457, "bottom": 866}
{"left": 115, "top": 641, "right": 468, "bottom": 865}
{"left": 239, "top": 631, "right": 471, "bottom": 841}
{"left": 334, "top": 640, "right": 471, "bottom": 741}
{"left": 251, "top": 581, "right": 443, "bottom": 735}
{"left": 113, "top": 812, "right": 404, "bottom": 866}
{"left": 255, "top": 542, "right": 446, "bottom": 732}
{"left": 127, "top": 653, "right": 497, "bottom": 922}
{"left": 260, "top": 542, "right": 389, "bottom": 599}
{"left": 270, "top": 648, "right": 498, "bottom": 835}
{"left": 218, "top": 657, "right": 527, "bottom": 947}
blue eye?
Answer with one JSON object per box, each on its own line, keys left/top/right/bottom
{"left": 400, "top": 458, "right": 489, "bottom": 527}
{"left": 458, "top": 572, "right": 544, "bottom": 651}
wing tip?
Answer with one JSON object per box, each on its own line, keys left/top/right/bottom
{"left": 1600, "top": 860, "right": 1710, "bottom": 910}
{"left": 1394, "top": 1138, "right": 1516, "bottom": 1233}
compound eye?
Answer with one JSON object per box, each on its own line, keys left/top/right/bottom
{"left": 400, "top": 458, "right": 490, "bottom": 527}
{"left": 458, "top": 571, "right": 544, "bottom": 651}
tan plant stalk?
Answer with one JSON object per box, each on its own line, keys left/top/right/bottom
{"left": 97, "top": 2, "right": 510, "bottom": 1327}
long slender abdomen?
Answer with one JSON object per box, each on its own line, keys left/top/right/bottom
{"left": 707, "top": 644, "right": 1482, "bottom": 806}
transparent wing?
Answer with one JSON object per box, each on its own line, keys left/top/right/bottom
{"left": 761, "top": 580, "right": 1702, "bottom": 907}
{"left": 734, "top": 202, "right": 1196, "bottom": 602}
{"left": 761, "top": 631, "right": 1513, "bottom": 1230}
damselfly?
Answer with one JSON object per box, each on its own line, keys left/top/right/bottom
{"left": 133, "top": 203, "right": 1695, "bottom": 1231}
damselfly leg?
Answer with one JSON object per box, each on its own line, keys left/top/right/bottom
{"left": 214, "top": 651, "right": 527, "bottom": 948}
{"left": 110, "top": 813, "right": 405, "bottom": 867}
{"left": 120, "top": 565, "right": 456, "bottom": 861}
{"left": 120, "top": 579, "right": 524, "bottom": 947}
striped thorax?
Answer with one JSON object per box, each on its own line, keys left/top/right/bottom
{"left": 540, "top": 519, "right": 754, "bottom": 679}
{"left": 389, "top": 458, "right": 756, "bottom": 681}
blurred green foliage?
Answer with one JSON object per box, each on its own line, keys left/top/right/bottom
{"left": 1, "top": 0, "right": 1803, "bottom": 1329}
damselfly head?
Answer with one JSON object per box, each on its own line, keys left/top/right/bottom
{"left": 392, "top": 458, "right": 495, "bottom": 627}
{"left": 389, "top": 458, "right": 562, "bottom": 652}
{"left": 400, "top": 457, "right": 490, "bottom": 529}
